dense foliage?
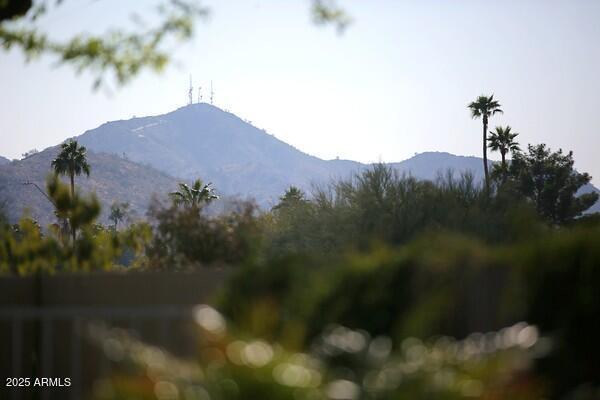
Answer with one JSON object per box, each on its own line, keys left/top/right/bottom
{"left": 219, "top": 225, "right": 600, "bottom": 397}
{"left": 145, "top": 200, "right": 261, "bottom": 270}
{"left": 265, "top": 164, "right": 540, "bottom": 257}
{"left": 0, "top": 175, "right": 149, "bottom": 273}
{"left": 504, "top": 144, "right": 598, "bottom": 224}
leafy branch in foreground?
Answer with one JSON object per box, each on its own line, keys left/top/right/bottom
{"left": 311, "top": 0, "right": 352, "bottom": 32}
{"left": 1, "top": 0, "right": 350, "bottom": 88}
{"left": 0, "top": 0, "right": 209, "bottom": 88}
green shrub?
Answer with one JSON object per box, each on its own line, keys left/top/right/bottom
{"left": 0, "top": 175, "right": 150, "bottom": 274}
{"left": 145, "top": 200, "right": 263, "bottom": 270}
{"left": 265, "top": 165, "right": 542, "bottom": 258}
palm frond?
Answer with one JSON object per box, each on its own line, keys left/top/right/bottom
{"left": 171, "top": 179, "right": 218, "bottom": 208}
{"left": 51, "top": 139, "right": 91, "bottom": 178}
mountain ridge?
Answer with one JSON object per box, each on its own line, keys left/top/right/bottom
{"left": 76, "top": 103, "right": 363, "bottom": 205}
{"left": 76, "top": 104, "right": 502, "bottom": 201}
{"left": 1, "top": 104, "right": 598, "bottom": 222}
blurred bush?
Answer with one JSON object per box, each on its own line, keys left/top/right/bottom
{"left": 90, "top": 305, "right": 546, "bottom": 400}
{"left": 514, "top": 226, "right": 600, "bottom": 395}
{"left": 219, "top": 236, "right": 515, "bottom": 346}
{"left": 144, "top": 200, "right": 263, "bottom": 270}
{"left": 219, "top": 226, "right": 600, "bottom": 396}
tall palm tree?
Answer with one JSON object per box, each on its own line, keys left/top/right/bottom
{"left": 468, "top": 95, "right": 503, "bottom": 191}
{"left": 170, "top": 179, "right": 218, "bottom": 209}
{"left": 488, "top": 125, "right": 520, "bottom": 169}
{"left": 51, "top": 139, "right": 91, "bottom": 199}
{"left": 51, "top": 139, "right": 91, "bottom": 243}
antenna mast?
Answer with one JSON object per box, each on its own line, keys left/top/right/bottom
{"left": 197, "top": 86, "right": 202, "bottom": 103}
{"left": 210, "top": 80, "right": 214, "bottom": 105}
{"left": 188, "top": 75, "right": 193, "bottom": 105}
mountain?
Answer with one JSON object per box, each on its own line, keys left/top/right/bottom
{"left": 390, "top": 152, "right": 486, "bottom": 181}
{"left": 79, "top": 104, "right": 595, "bottom": 202}
{"left": 0, "top": 156, "right": 10, "bottom": 166}
{"left": 66, "top": 103, "right": 600, "bottom": 213}
{"left": 2, "top": 103, "right": 598, "bottom": 224}
{"left": 577, "top": 183, "right": 600, "bottom": 214}
{"left": 77, "top": 103, "right": 362, "bottom": 206}
{"left": 74, "top": 104, "right": 506, "bottom": 206}
{"left": 0, "top": 147, "right": 177, "bottom": 227}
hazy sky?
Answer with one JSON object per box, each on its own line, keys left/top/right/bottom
{"left": 1, "top": 0, "right": 599, "bottom": 183}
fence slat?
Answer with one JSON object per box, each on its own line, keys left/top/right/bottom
{"left": 1, "top": 306, "right": 197, "bottom": 400}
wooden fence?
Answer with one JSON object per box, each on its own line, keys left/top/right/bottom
{"left": 0, "top": 270, "right": 229, "bottom": 400}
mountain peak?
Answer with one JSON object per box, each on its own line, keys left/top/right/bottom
{"left": 76, "top": 104, "right": 341, "bottom": 204}
{"left": 171, "top": 102, "right": 227, "bottom": 115}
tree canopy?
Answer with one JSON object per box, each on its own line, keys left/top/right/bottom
{"left": 488, "top": 125, "right": 520, "bottom": 168}
{"left": 506, "top": 144, "right": 598, "bottom": 224}
{"left": 51, "top": 139, "right": 91, "bottom": 196}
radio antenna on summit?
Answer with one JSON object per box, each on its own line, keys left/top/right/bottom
{"left": 197, "top": 86, "right": 202, "bottom": 103}
{"left": 188, "top": 75, "right": 193, "bottom": 105}
{"left": 210, "top": 80, "right": 214, "bottom": 105}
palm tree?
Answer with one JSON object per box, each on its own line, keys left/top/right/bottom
{"left": 488, "top": 126, "right": 520, "bottom": 169}
{"left": 109, "top": 202, "right": 129, "bottom": 230}
{"left": 51, "top": 139, "right": 90, "bottom": 243}
{"left": 170, "top": 179, "right": 218, "bottom": 209}
{"left": 51, "top": 139, "right": 91, "bottom": 199}
{"left": 468, "top": 95, "right": 503, "bottom": 191}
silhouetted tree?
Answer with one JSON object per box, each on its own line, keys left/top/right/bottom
{"left": 468, "top": 95, "right": 503, "bottom": 191}
{"left": 51, "top": 139, "right": 91, "bottom": 199}
{"left": 507, "top": 144, "right": 598, "bottom": 224}
{"left": 21, "top": 149, "right": 39, "bottom": 159}
{"left": 488, "top": 126, "right": 520, "bottom": 169}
